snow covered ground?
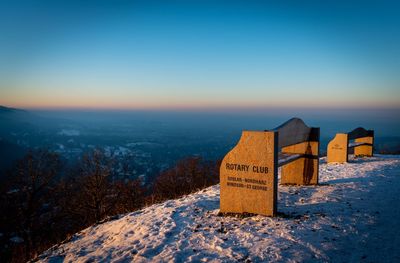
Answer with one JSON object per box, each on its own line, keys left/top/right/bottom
{"left": 37, "top": 155, "right": 400, "bottom": 263}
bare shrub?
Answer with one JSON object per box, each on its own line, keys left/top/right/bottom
{"left": 151, "top": 157, "right": 220, "bottom": 203}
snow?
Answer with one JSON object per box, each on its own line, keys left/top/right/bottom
{"left": 37, "top": 155, "right": 400, "bottom": 263}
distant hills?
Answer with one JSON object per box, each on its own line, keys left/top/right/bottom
{"left": 0, "top": 105, "right": 26, "bottom": 113}
{"left": 0, "top": 105, "right": 32, "bottom": 124}
{"left": 0, "top": 105, "right": 35, "bottom": 130}
{"left": 0, "top": 106, "right": 30, "bottom": 120}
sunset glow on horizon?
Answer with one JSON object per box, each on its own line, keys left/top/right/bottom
{"left": 3, "top": 96, "right": 400, "bottom": 111}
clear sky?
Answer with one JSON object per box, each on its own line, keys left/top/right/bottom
{"left": 0, "top": 0, "right": 399, "bottom": 110}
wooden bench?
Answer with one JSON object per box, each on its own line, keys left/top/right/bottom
{"left": 327, "top": 127, "right": 374, "bottom": 163}
{"left": 219, "top": 118, "right": 320, "bottom": 216}
{"left": 272, "top": 118, "right": 320, "bottom": 185}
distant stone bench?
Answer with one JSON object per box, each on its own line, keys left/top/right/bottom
{"left": 327, "top": 127, "right": 374, "bottom": 163}
{"left": 219, "top": 118, "right": 320, "bottom": 217}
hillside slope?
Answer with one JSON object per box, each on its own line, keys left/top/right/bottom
{"left": 37, "top": 155, "right": 400, "bottom": 262}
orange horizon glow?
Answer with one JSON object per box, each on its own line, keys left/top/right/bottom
{"left": 2, "top": 84, "right": 399, "bottom": 111}
{"left": 2, "top": 100, "right": 400, "bottom": 111}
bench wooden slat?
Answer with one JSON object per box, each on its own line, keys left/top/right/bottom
{"left": 348, "top": 141, "right": 372, "bottom": 148}
{"left": 278, "top": 153, "right": 304, "bottom": 167}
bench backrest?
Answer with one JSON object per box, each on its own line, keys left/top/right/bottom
{"left": 271, "top": 117, "right": 320, "bottom": 149}
{"left": 348, "top": 127, "right": 374, "bottom": 140}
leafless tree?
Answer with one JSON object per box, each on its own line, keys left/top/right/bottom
{"left": 113, "top": 179, "right": 144, "bottom": 213}
{"left": 0, "top": 149, "right": 61, "bottom": 261}
{"left": 66, "top": 149, "right": 117, "bottom": 223}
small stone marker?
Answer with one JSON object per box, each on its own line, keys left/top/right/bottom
{"left": 220, "top": 131, "right": 278, "bottom": 216}
{"left": 327, "top": 133, "right": 349, "bottom": 163}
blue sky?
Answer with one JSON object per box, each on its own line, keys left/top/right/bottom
{"left": 0, "top": 0, "right": 399, "bottom": 109}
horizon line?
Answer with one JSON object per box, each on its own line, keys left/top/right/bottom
{"left": 2, "top": 104, "right": 400, "bottom": 112}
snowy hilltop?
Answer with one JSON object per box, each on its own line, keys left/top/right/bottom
{"left": 36, "top": 155, "right": 400, "bottom": 262}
